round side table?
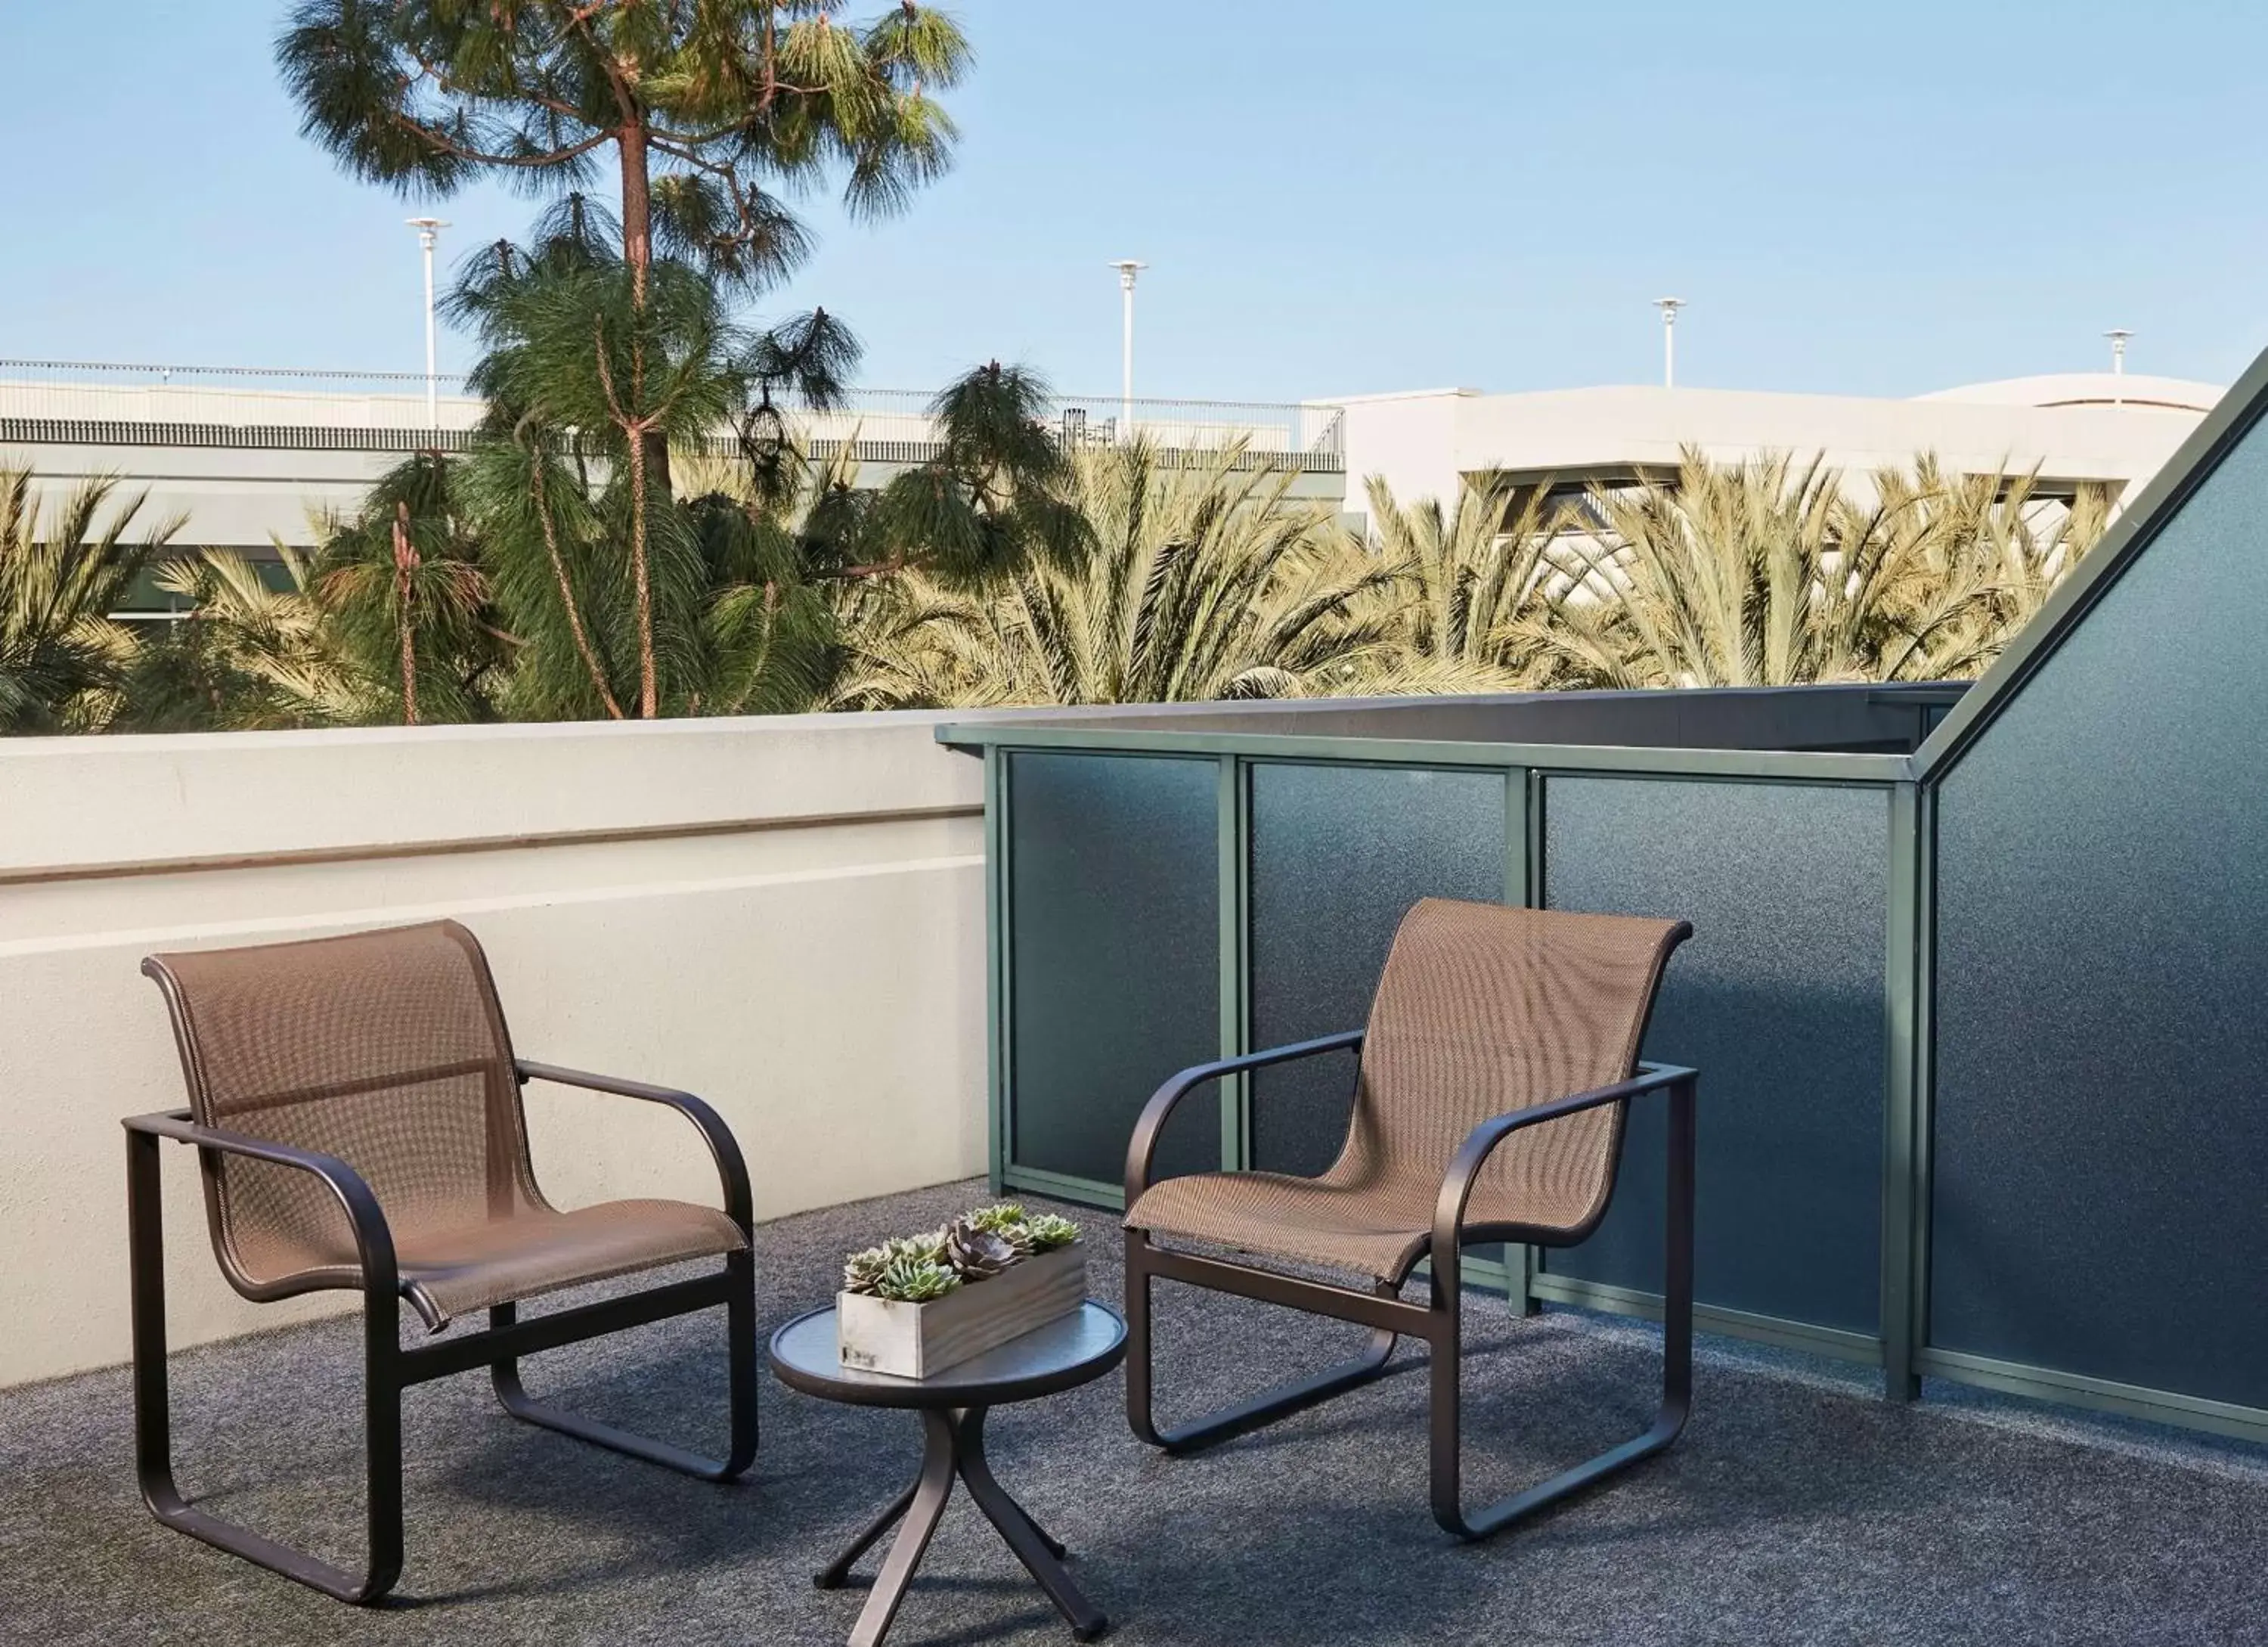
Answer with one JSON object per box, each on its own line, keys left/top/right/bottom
{"left": 768, "top": 1300, "right": 1126, "bottom": 1647}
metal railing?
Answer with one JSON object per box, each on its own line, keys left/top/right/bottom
{"left": 0, "top": 359, "right": 1344, "bottom": 470}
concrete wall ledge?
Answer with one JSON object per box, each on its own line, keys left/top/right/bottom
{"left": 0, "top": 710, "right": 996, "bottom": 1388}
{"left": 0, "top": 710, "right": 985, "bottom": 881}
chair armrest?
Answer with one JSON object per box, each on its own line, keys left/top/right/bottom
{"left": 1429, "top": 1062, "right": 1699, "bottom": 1283}
{"left": 121, "top": 1109, "right": 400, "bottom": 1298}
{"left": 1125, "top": 1030, "right": 1365, "bottom": 1205}
{"left": 514, "top": 1060, "right": 754, "bottom": 1231}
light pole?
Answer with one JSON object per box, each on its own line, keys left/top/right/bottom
{"left": 1110, "top": 259, "right": 1147, "bottom": 440}
{"left": 1653, "top": 297, "right": 1686, "bottom": 389}
{"left": 2105, "top": 329, "right": 2133, "bottom": 406}
{"left": 406, "top": 217, "right": 450, "bottom": 426}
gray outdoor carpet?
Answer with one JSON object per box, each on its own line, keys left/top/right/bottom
{"left": 6, "top": 1177, "right": 2268, "bottom": 1646}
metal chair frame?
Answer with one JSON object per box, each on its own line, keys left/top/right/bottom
{"left": 1125, "top": 1033, "right": 1696, "bottom": 1540}
{"left": 124, "top": 1057, "right": 757, "bottom": 1603}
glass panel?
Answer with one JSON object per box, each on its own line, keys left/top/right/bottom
{"left": 1007, "top": 752, "right": 1219, "bottom": 1188}
{"left": 1932, "top": 417, "right": 2268, "bottom": 1406}
{"left": 1545, "top": 776, "right": 1888, "bottom": 1335}
{"left": 1247, "top": 762, "right": 1508, "bottom": 1176}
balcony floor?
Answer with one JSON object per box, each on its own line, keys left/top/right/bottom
{"left": 6, "top": 1177, "right": 2268, "bottom": 1645}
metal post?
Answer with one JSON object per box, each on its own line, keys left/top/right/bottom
{"left": 1111, "top": 259, "right": 1147, "bottom": 441}
{"left": 407, "top": 217, "right": 449, "bottom": 427}
{"left": 2105, "top": 329, "right": 2133, "bottom": 407}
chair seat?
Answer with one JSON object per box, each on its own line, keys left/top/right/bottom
{"left": 260, "top": 1198, "right": 742, "bottom": 1326}
{"left": 395, "top": 1199, "right": 746, "bottom": 1321}
{"left": 1126, "top": 1172, "right": 1441, "bottom": 1283}
{"left": 1127, "top": 1164, "right": 1609, "bottom": 1283}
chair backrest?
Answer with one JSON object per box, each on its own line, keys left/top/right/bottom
{"left": 1323, "top": 898, "right": 1690, "bottom": 1233}
{"left": 143, "top": 920, "right": 539, "bottom": 1289}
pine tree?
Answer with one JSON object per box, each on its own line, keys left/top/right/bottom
{"left": 277, "top": 4, "right": 947, "bottom": 716}
{"left": 277, "top": 1, "right": 967, "bottom": 306}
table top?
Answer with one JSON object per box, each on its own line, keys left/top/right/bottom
{"left": 767, "top": 1300, "right": 1126, "bottom": 1409}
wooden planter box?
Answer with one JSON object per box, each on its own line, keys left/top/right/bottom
{"left": 837, "top": 1244, "right": 1086, "bottom": 1379}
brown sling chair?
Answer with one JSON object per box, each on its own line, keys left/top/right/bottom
{"left": 124, "top": 920, "right": 757, "bottom": 1602}
{"left": 1123, "top": 897, "right": 1696, "bottom": 1539}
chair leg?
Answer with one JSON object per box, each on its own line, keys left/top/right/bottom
{"left": 127, "top": 1128, "right": 405, "bottom": 1603}
{"left": 1429, "top": 1078, "right": 1697, "bottom": 1540}
{"left": 489, "top": 1245, "right": 759, "bottom": 1482}
{"left": 1125, "top": 1230, "right": 1399, "bottom": 1453}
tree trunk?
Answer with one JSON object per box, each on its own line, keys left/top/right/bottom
{"left": 618, "top": 116, "right": 668, "bottom": 709}
{"left": 617, "top": 119, "right": 674, "bottom": 501}
{"left": 391, "top": 499, "right": 420, "bottom": 725}
{"left": 619, "top": 122, "right": 652, "bottom": 308}
{"left": 626, "top": 421, "right": 658, "bottom": 717}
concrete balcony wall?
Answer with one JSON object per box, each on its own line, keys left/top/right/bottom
{"left": 0, "top": 712, "right": 990, "bottom": 1389}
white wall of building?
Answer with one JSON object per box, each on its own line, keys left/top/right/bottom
{"left": 1334, "top": 375, "right": 2223, "bottom": 520}
{"left": 1323, "top": 387, "right": 1478, "bottom": 516}
{"left": 0, "top": 712, "right": 993, "bottom": 1389}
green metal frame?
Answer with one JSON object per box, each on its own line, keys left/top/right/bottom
{"left": 958, "top": 709, "right": 2268, "bottom": 1447}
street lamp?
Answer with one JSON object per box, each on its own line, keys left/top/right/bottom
{"left": 406, "top": 217, "right": 450, "bottom": 426}
{"left": 2105, "top": 329, "right": 2133, "bottom": 406}
{"left": 1653, "top": 297, "right": 1686, "bottom": 389}
{"left": 1109, "top": 259, "right": 1147, "bottom": 441}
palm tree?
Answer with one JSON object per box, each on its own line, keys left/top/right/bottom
{"left": 1351, "top": 473, "right": 1569, "bottom": 693}
{"left": 0, "top": 468, "right": 181, "bottom": 733}
{"left": 834, "top": 440, "right": 1393, "bottom": 708}
{"left": 117, "top": 546, "right": 377, "bottom": 731}
{"left": 1523, "top": 447, "right": 2099, "bottom": 689}
{"left": 1865, "top": 461, "right": 2111, "bottom": 681}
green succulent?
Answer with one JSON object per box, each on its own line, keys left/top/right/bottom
{"left": 842, "top": 1211, "right": 1079, "bottom": 1304}
{"left": 1021, "top": 1212, "right": 1080, "bottom": 1252}
{"left": 844, "top": 1231, "right": 955, "bottom": 1295}
{"left": 889, "top": 1231, "right": 950, "bottom": 1267}
{"left": 874, "top": 1255, "right": 961, "bottom": 1304}
{"left": 841, "top": 1243, "right": 894, "bottom": 1295}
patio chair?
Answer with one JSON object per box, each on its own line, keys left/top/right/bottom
{"left": 123, "top": 919, "right": 758, "bottom": 1603}
{"left": 1123, "top": 896, "right": 1696, "bottom": 1540}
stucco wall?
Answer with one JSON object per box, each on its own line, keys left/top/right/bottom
{"left": 0, "top": 712, "right": 990, "bottom": 1388}
{"left": 1333, "top": 382, "right": 2207, "bottom": 520}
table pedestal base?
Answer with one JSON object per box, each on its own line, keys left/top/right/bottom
{"left": 816, "top": 1405, "right": 1106, "bottom": 1646}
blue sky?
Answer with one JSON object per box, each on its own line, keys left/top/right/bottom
{"left": 5, "top": 1, "right": 2266, "bottom": 402}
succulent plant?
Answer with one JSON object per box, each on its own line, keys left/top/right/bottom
{"left": 943, "top": 1216, "right": 1021, "bottom": 1279}
{"left": 888, "top": 1231, "right": 949, "bottom": 1266}
{"left": 844, "top": 1231, "right": 953, "bottom": 1295}
{"left": 967, "top": 1202, "right": 1036, "bottom": 1255}
{"left": 874, "top": 1255, "right": 961, "bottom": 1303}
{"left": 1020, "top": 1211, "right": 1080, "bottom": 1252}
{"left": 843, "top": 1208, "right": 1079, "bottom": 1301}
{"left": 841, "top": 1242, "right": 894, "bottom": 1295}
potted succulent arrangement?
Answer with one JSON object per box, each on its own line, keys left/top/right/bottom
{"left": 836, "top": 1203, "right": 1085, "bottom": 1379}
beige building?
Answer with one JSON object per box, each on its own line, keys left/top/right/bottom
{"left": 0, "top": 362, "right": 1346, "bottom": 575}
{"left": 1325, "top": 371, "right": 2225, "bottom": 521}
